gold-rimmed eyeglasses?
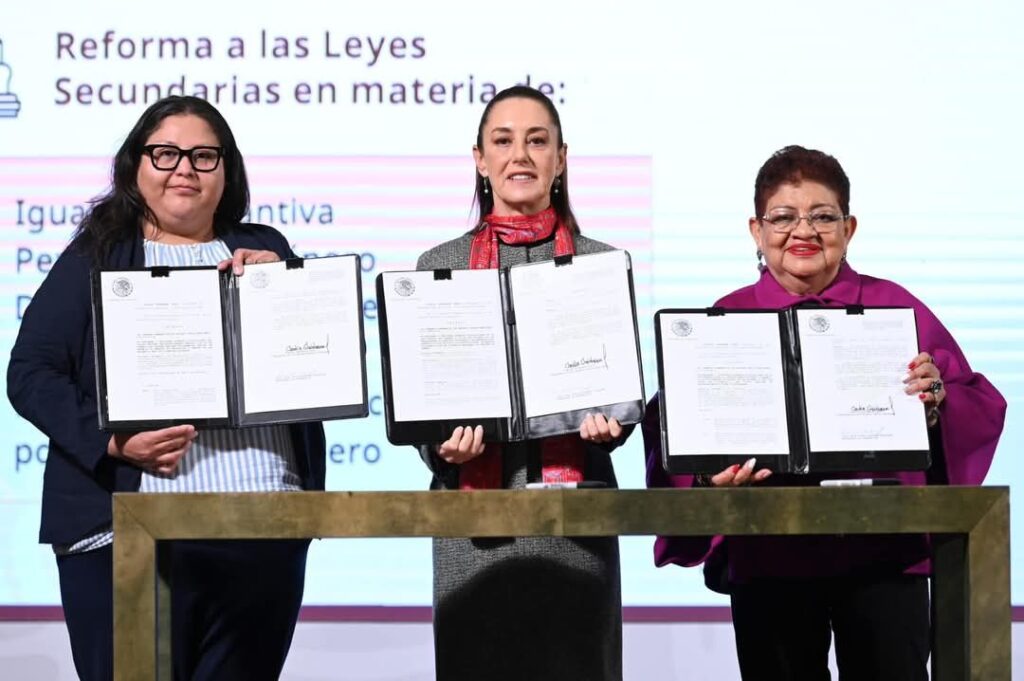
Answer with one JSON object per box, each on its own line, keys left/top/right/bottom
{"left": 760, "top": 211, "right": 849, "bottom": 233}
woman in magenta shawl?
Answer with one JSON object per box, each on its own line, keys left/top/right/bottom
{"left": 644, "top": 146, "right": 1006, "bottom": 681}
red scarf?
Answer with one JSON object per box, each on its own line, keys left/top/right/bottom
{"left": 460, "top": 207, "right": 586, "bottom": 489}
{"left": 468, "top": 206, "right": 576, "bottom": 270}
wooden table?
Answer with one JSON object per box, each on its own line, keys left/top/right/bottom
{"left": 112, "top": 486, "right": 1010, "bottom": 680}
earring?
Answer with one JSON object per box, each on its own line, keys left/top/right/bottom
{"left": 841, "top": 250, "right": 848, "bottom": 264}
{"left": 756, "top": 249, "right": 767, "bottom": 273}
{"left": 553, "top": 177, "right": 561, "bottom": 195}
{"left": 482, "top": 177, "right": 489, "bottom": 195}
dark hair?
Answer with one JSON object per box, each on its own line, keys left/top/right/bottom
{"left": 754, "top": 145, "right": 850, "bottom": 218}
{"left": 74, "top": 95, "right": 249, "bottom": 262}
{"left": 472, "top": 85, "right": 580, "bottom": 234}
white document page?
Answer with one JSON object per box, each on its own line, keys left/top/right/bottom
{"left": 797, "top": 308, "right": 929, "bottom": 453}
{"left": 236, "top": 257, "right": 364, "bottom": 414}
{"left": 510, "top": 251, "right": 644, "bottom": 419}
{"left": 660, "top": 312, "right": 790, "bottom": 456}
{"left": 382, "top": 269, "right": 512, "bottom": 422}
{"left": 99, "top": 269, "right": 229, "bottom": 421}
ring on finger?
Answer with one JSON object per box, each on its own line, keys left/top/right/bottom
{"left": 928, "top": 379, "right": 943, "bottom": 395}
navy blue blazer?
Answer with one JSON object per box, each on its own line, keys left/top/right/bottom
{"left": 7, "top": 223, "right": 327, "bottom": 545}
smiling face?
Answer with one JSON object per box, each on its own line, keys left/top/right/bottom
{"left": 137, "top": 113, "right": 225, "bottom": 243}
{"left": 473, "top": 97, "right": 566, "bottom": 216}
{"left": 749, "top": 180, "right": 857, "bottom": 295}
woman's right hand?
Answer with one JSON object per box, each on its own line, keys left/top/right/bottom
{"left": 710, "top": 457, "right": 772, "bottom": 487}
{"left": 107, "top": 424, "right": 198, "bottom": 475}
{"left": 436, "top": 425, "right": 486, "bottom": 465}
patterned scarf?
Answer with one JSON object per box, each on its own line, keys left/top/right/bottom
{"left": 468, "top": 206, "right": 575, "bottom": 269}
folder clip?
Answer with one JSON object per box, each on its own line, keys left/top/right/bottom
{"left": 433, "top": 269, "right": 452, "bottom": 280}
{"left": 286, "top": 258, "right": 305, "bottom": 270}
{"left": 706, "top": 307, "right": 726, "bottom": 316}
{"left": 554, "top": 254, "right": 574, "bottom": 266}
{"left": 150, "top": 267, "right": 171, "bottom": 278}
{"left": 845, "top": 305, "right": 865, "bottom": 315}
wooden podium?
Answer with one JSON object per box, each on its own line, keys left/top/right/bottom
{"left": 112, "top": 487, "right": 1009, "bottom": 680}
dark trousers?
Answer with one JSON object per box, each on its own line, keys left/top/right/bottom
{"left": 56, "top": 539, "right": 309, "bottom": 681}
{"left": 730, "top": 575, "right": 930, "bottom": 681}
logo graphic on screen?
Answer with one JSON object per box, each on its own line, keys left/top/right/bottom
{"left": 394, "top": 277, "right": 415, "bottom": 296}
{"left": 250, "top": 270, "right": 270, "bottom": 289}
{"left": 670, "top": 319, "right": 693, "bottom": 337}
{"left": 0, "top": 39, "right": 22, "bottom": 119}
{"left": 112, "top": 278, "right": 133, "bottom": 298}
{"left": 808, "top": 314, "right": 830, "bottom": 333}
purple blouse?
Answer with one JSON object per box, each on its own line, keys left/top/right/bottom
{"left": 644, "top": 263, "right": 1007, "bottom": 582}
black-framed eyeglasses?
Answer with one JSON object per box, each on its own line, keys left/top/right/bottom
{"left": 142, "top": 144, "right": 224, "bottom": 172}
{"left": 760, "top": 210, "right": 849, "bottom": 233}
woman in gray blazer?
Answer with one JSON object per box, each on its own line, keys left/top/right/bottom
{"left": 416, "top": 85, "right": 631, "bottom": 681}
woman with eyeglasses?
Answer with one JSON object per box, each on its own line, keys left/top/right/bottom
{"left": 643, "top": 145, "right": 1005, "bottom": 680}
{"left": 7, "top": 95, "right": 324, "bottom": 681}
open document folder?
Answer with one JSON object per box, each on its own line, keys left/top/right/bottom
{"left": 376, "top": 250, "right": 645, "bottom": 445}
{"left": 92, "top": 255, "right": 368, "bottom": 429}
{"left": 656, "top": 306, "right": 931, "bottom": 475}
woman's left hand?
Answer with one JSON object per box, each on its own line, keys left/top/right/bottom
{"left": 579, "top": 413, "right": 622, "bottom": 444}
{"left": 905, "top": 351, "right": 946, "bottom": 418}
{"left": 709, "top": 458, "right": 773, "bottom": 487}
{"left": 218, "top": 248, "right": 281, "bottom": 275}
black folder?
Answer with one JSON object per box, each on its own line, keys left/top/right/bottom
{"left": 92, "top": 255, "right": 368, "bottom": 430}
{"left": 377, "top": 250, "right": 645, "bottom": 446}
{"left": 655, "top": 306, "right": 932, "bottom": 475}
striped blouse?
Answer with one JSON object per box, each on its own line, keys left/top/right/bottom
{"left": 56, "top": 238, "right": 301, "bottom": 555}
